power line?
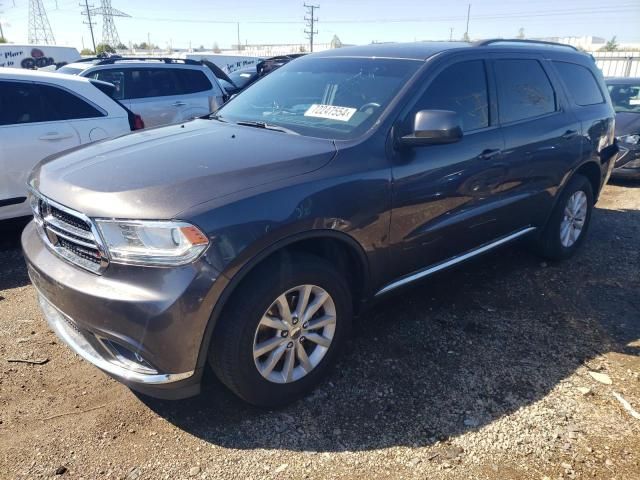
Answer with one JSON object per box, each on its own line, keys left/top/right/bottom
{"left": 28, "top": 0, "right": 55, "bottom": 44}
{"left": 304, "top": 3, "right": 319, "bottom": 52}
{"left": 90, "top": 0, "right": 130, "bottom": 48}
{"left": 80, "top": 0, "right": 96, "bottom": 51}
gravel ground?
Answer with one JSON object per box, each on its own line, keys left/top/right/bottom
{"left": 0, "top": 182, "right": 639, "bottom": 480}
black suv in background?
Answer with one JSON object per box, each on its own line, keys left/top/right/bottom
{"left": 23, "top": 40, "right": 617, "bottom": 407}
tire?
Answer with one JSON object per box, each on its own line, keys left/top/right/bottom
{"left": 534, "top": 174, "right": 594, "bottom": 260}
{"left": 209, "top": 253, "right": 353, "bottom": 407}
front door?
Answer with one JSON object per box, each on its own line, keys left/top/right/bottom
{"left": 388, "top": 58, "right": 507, "bottom": 281}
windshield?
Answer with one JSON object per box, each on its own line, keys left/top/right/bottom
{"left": 217, "top": 57, "right": 422, "bottom": 140}
{"left": 56, "top": 65, "right": 86, "bottom": 75}
{"left": 229, "top": 69, "right": 257, "bottom": 88}
{"left": 607, "top": 83, "right": 640, "bottom": 113}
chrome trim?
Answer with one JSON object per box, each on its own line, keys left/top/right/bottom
{"left": 37, "top": 292, "right": 194, "bottom": 385}
{"left": 28, "top": 188, "right": 110, "bottom": 274}
{"left": 375, "top": 227, "right": 537, "bottom": 296}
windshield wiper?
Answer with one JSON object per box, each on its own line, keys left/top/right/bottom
{"left": 207, "top": 113, "right": 227, "bottom": 122}
{"left": 235, "top": 120, "right": 299, "bottom": 135}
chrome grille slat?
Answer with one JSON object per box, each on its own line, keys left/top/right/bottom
{"left": 29, "top": 190, "right": 108, "bottom": 274}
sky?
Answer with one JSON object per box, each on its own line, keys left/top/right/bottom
{"left": 1, "top": 0, "right": 639, "bottom": 50}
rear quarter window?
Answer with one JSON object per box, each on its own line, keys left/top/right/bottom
{"left": 553, "top": 62, "right": 604, "bottom": 106}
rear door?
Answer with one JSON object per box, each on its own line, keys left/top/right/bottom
{"left": 121, "top": 67, "right": 186, "bottom": 127}
{"left": 489, "top": 54, "right": 583, "bottom": 230}
{"left": 173, "top": 67, "right": 224, "bottom": 118}
{"left": 0, "top": 80, "right": 80, "bottom": 218}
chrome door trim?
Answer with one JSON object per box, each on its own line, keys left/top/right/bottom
{"left": 375, "top": 227, "right": 537, "bottom": 296}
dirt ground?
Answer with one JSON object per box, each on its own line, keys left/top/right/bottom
{"left": 0, "top": 181, "right": 639, "bottom": 480}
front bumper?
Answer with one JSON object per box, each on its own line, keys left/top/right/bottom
{"left": 22, "top": 221, "right": 223, "bottom": 399}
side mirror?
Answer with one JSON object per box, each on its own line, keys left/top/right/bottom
{"left": 400, "top": 110, "right": 463, "bottom": 147}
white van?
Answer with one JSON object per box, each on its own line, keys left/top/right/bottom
{"left": 0, "top": 45, "right": 80, "bottom": 70}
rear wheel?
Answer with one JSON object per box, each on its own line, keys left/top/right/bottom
{"left": 209, "top": 254, "right": 352, "bottom": 407}
{"left": 534, "top": 174, "right": 594, "bottom": 260}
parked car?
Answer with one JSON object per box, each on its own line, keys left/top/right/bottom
{"left": 222, "top": 54, "right": 307, "bottom": 96}
{"left": 56, "top": 57, "right": 227, "bottom": 128}
{"left": 606, "top": 77, "right": 640, "bottom": 179}
{"left": 23, "top": 40, "right": 617, "bottom": 406}
{"left": 0, "top": 69, "right": 139, "bottom": 221}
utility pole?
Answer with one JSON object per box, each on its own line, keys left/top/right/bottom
{"left": 304, "top": 3, "right": 319, "bottom": 53}
{"left": 237, "top": 22, "right": 240, "bottom": 50}
{"left": 90, "top": 1, "right": 130, "bottom": 49}
{"left": 449, "top": 27, "right": 453, "bottom": 41}
{"left": 80, "top": 0, "right": 96, "bottom": 52}
{"left": 464, "top": 3, "right": 471, "bottom": 41}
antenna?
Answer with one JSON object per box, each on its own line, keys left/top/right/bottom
{"left": 28, "top": 0, "right": 56, "bottom": 44}
{"left": 304, "top": 3, "right": 319, "bottom": 52}
{"left": 90, "top": 0, "right": 130, "bottom": 48}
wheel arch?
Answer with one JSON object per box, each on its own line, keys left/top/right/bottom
{"left": 193, "top": 230, "right": 371, "bottom": 372}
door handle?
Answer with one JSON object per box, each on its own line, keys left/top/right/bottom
{"left": 562, "top": 129, "right": 579, "bottom": 140}
{"left": 38, "top": 132, "right": 73, "bottom": 141}
{"left": 478, "top": 148, "right": 502, "bottom": 160}
{"left": 171, "top": 101, "right": 187, "bottom": 107}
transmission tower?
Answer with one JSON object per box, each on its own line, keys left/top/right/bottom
{"left": 90, "top": 1, "right": 129, "bottom": 48}
{"left": 304, "top": 3, "right": 319, "bottom": 52}
{"left": 28, "top": 0, "right": 56, "bottom": 44}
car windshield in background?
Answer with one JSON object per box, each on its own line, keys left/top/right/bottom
{"left": 56, "top": 65, "right": 86, "bottom": 75}
{"left": 228, "top": 69, "right": 256, "bottom": 89}
{"left": 217, "top": 57, "right": 422, "bottom": 140}
{"left": 607, "top": 83, "right": 640, "bottom": 113}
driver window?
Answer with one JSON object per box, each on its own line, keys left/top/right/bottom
{"left": 411, "top": 60, "right": 489, "bottom": 132}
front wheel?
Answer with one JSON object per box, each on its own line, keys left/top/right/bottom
{"left": 534, "top": 174, "right": 594, "bottom": 260}
{"left": 209, "top": 254, "right": 352, "bottom": 407}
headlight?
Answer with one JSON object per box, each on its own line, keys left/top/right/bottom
{"left": 95, "top": 220, "right": 209, "bottom": 266}
{"left": 618, "top": 134, "right": 640, "bottom": 145}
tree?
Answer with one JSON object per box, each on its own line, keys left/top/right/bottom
{"left": 95, "top": 43, "right": 115, "bottom": 55}
{"left": 600, "top": 36, "right": 619, "bottom": 52}
{"left": 213, "top": 42, "right": 221, "bottom": 53}
{"left": 80, "top": 48, "right": 94, "bottom": 55}
{"left": 299, "top": 45, "right": 306, "bottom": 53}
{"left": 517, "top": 28, "right": 525, "bottom": 39}
{"left": 0, "top": 36, "right": 7, "bottom": 44}
{"left": 116, "top": 42, "right": 127, "bottom": 50}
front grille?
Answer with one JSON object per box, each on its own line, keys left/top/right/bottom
{"left": 31, "top": 191, "right": 108, "bottom": 274}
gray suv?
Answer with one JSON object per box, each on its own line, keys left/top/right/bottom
{"left": 23, "top": 40, "right": 617, "bottom": 407}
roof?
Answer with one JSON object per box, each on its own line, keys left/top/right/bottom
{"left": 312, "top": 39, "right": 586, "bottom": 61}
{"left": 0, "top": 67, "right": 93, "bottom": 85}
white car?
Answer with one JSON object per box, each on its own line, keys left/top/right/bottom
{"left": 57, "top": 58, "right": 227, "bottom": 128}
{"left": 0, "top": 69, "right": 136, "bottom": 220}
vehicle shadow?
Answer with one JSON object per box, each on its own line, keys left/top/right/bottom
{"left": 0, "top": 217, "right": 31, "bottom": 292}
{"left": 130, "top": 207, "right": 640, "bottom": 451}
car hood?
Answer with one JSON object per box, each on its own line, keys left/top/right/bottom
{"left": 30, "top": 119, "right": 337, "bottom": 219}
{"left": 615, "top": 112, "right": 640, "bottom": 136}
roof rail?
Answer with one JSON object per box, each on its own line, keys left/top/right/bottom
{"left": 82, "top": 57, "right": 203, "bottom": 66}
{"left": 475, "top": 38, "right": 579, "bottom": 52}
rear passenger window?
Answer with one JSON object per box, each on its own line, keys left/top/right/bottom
{"left": 412, "top": 60, "right": 489, "bottom": 132}
{"left": 494, "top": 59, "right": 556, "bottom": 124}
{"left": 39, "top": 85, "right": 104, "bottom": 120}
{"left": 0, "top": 81, "right": 102, "bottom": 125}
{"left": 553, "top": 62, "right": 604, "bottom": 106}
{"left": 175, "top": 69, "right": 213, "bottom": 94}
{"left": 127, "top": 69, "right": 182, "bottom": 99}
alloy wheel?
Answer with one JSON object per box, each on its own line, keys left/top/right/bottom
{"left": 560, "top": 190, "right": 588, "bottom": 248}
{"left": 252, "top": 284, "right": 336, "bottom": 384}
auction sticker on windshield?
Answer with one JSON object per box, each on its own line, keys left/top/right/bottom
{"left": 304, "top": 104, "right": 357, "bottom": 122}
